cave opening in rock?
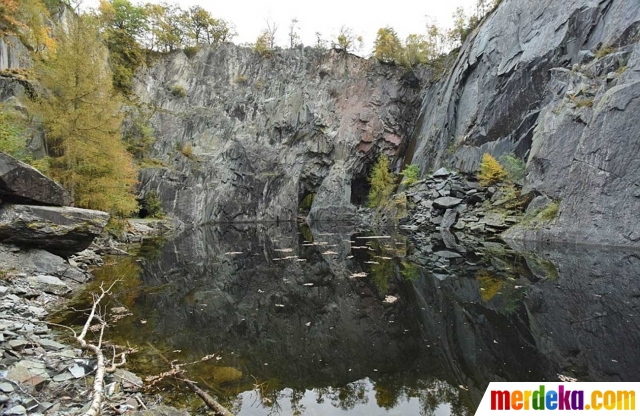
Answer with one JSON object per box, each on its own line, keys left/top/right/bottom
{"left": 350, "top": 174, "right": 371, "bottom": 206}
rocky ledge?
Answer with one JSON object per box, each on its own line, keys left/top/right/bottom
{"left": 0, "top": 153, "right": 177, "bottom": 415}
{"left": 392, "top": 168, "right": 558, "bottom": 270}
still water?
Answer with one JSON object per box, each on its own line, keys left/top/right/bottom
{"left": 63, "top": 223, "right": 640, "bottom": 415}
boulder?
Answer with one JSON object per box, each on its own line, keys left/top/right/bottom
{"left": 0, "top": 205, "right": 109, "bottom": 257}
{"left": 0, "top": 244, "right": 87, "bottom": 283}
{"left": 433, "top": 197, "right": 463, "bottom": 209}
{"left": 27, "top": 275, "right": 71, "bottom": 295}
{"left": 526, "top": 195, "right": 553, "bottom": 215}
{"left": 432, "top": 167, "right": 450, "bottom": 177}
{"left": 0, "top": 152, "right": 72, "bottom": 206}
{"left": 441, "top": 209, "right": 458, "bottom": 230}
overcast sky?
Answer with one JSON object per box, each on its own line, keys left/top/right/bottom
{"left": 84, "top": 0, "right": 478, "bottom": 55}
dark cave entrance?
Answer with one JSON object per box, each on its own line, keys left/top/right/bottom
{"left": 350, "top": 173, "right": 371, "bottom": 206}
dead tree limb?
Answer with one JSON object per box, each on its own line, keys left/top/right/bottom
{"left": 74, "top": 282, "right": 128, "bottom": 416}
{"left": 145, "top": 342, "right": 235, "bottom": 416}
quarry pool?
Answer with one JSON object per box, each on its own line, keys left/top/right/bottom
{"left": 60, "top": 223, "right": 640, "bottom": 415}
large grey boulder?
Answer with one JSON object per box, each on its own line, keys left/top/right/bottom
{"left": 0, "top": 152, "right": 72, "bottom": 206}
{"left": 0, "top": 205, "right": 109, "bottom": 257}
{"left": 0, "top": 244, "right": 87, "bottom": 283}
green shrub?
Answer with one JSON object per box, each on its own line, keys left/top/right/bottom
{"left": 183, "top": 45, "right": 201, "bottom": 59}
{"left": 499, "top": 153, "right": 526, "bottom": 183}
{"left": 0, "top": 106, "right": 27, "bottom": 159}
{"left": 595, "top": 45, "right": 615, "bottom": 59}
{"left": 299, "top": 193, "right": 315, "bottom": 213}
{"left": 367, "top": 155, "right": 396, "bottom": 208}
{"left": 537, "top": 201, "right": 559, "bottom": 221}
{"left": 171, "top": 85, "right": 187, "bottom": 98}
{"left": 400, "top": 164, "right": 420, "bottom": 186}
{"left": 141, "top": 191, "right": 164, "bottom": 218}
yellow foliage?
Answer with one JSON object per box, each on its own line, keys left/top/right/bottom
{"left": 367, "top": 155, "right": 396, "bottom": 208}
{"left": 180, "top": 142, "right": 194, "bottom": 159}
{"left": 1, "top": 0, "right": 56, "bottom": 57}
{"left": 373, "top": 26, "right": 402, "bottom": 64}
{"left": 476, "top": 269, "right": 503, "bottom": 302}
{"left": 477, "top": 153, "right": 506, "bottom": 186}
{"left": 27, "top": 16, "right": 138, "bottom": 216}
{"left": 0, "top": 0, "right": 22, "bottom": 29}
{"left": 212, "top": 366, "right": 243, "bottom": 384}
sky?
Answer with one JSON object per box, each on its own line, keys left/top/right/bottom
{"left": 83, "top": 0, "right": 479, "bottom": 55}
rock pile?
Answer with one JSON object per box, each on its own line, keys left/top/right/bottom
{"left": 396, "top": 168, "right": 528, "bottom": 276}
{"left": 402, "top": 168, "right": 523, "bottom": 235}
{"left": 0, "top": 250, "right": 153, "bottom": 415}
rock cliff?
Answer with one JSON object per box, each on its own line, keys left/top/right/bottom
{"left": 134, "top": 45, "right": 427, "bottom": 225}
{"left": 408, "top": 0, "right": 640, "bottom": 245}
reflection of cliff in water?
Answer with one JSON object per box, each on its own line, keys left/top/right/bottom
{"left": 96, "top": 224, "right": 640, "bottom": 414}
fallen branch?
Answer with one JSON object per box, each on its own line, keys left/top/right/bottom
{"left": 181, "top": 378, "right": 235, "bottom": 416}
{"left": 74, "top": 282, "right": 129, "bottom": 416}
{"left": 146, "top": 342, "right": 235, "bottom": 416}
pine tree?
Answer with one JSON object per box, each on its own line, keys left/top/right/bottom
{"left": 27, "top": 15, "right": 138, "bottom": 216}
{"left": 367, "top": 155, "right": 396, "bottom": 208}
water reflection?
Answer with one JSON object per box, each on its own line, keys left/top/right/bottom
{"left": 72, "top": 223, "right": 640, "bottom": 414}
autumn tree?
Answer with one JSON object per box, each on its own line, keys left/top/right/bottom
{"left": 254, "top": 29, "right": 273, "bottom": 55}
{"left": 373, "top": 26, "right": 403, "bottom": 64}
{"left": 205, "top": 18, "right": 235, "bottom": 44}
{"left": 264, "top": 18, "right": 278, "bottom": 49}
{"left": 477, "top": 153, "right": 506, "bottom": 186}
{"left": 425, "top": 20, "right": 445, "bottom": 56}
{"left": 27, "top": 15, "right": 138, "bottom": 216}
{"left": 447, "top": 6, "right": 477, "bottom": 48}
{"left": 334, "top": 26, "right": 363, "bottom": 53}
{"left": 367, "top": 155, "right": 396, "bottom": 208}
{"left": 314, "top": 31, "right": 327, "bottom": 49}
{"left": 99, "top": 0, "right": 147, "bottom": 94}
{"left": 0, "top": 0, "right": 55, "bottom": 56}
{"left": 187, "top": 5, "right": 210, "bottom": 44}
{"left": 143, "top": 2, "right": 187, "bottom": 52}
{"left": 403, "top": 34, "right": 433, "bottom": 66}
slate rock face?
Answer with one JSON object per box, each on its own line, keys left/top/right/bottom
{"left": 133, "top": 45, "right": 428, "bottom": 225}
{"left": 0, "top": 153, "right": 72, "bottom": 206}
{"left": 0, "top": 205, "right": 109, "bottom": 257}
{"left": 410, "top": 0, "right": 640, "bottom": 245}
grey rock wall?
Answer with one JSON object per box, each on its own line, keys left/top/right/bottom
{"left": 134, "top": 45, "right": 427, "bottom": 225}
{"left": 410, "top": 0, "right": 640, "bottom": 245}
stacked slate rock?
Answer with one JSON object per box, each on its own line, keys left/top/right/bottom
{"left": 402, "top": 167, "right": 521, "bottom": 235}
{"left": 399, "top": 168, "right": 526, "bottom": 275}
